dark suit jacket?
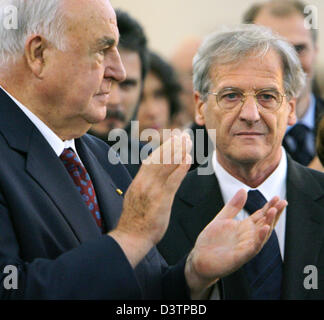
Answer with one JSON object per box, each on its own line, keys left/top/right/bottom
{"left": 158, "top": 155, "right": 324, "bottom": 299}
{"left": 0, "top": 89, "right": 189, "bottom": 300}
{"left": 314, "top": 95, "right": 324, "bottom": 135}
{"left": 189, "top": 123, "right": 213, "bottom": 172}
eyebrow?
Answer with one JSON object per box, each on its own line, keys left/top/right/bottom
{"left": 95, "top": 36, "right": 116, "bottom": 49}
{"left": 218, "top": 86, "right": 280, "bottom": 92}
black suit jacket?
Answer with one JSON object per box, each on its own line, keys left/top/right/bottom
{"left": 314, "top": 95, "right": 324, "bottom": 134}
{"left": 0, "top": 89, "right": 188, "bottom": 300}
{"left": 188, "top": 123, "right": 213, "bottom": 171}
{"left": 158, "top": 156, "right": 324, "bottom": 299}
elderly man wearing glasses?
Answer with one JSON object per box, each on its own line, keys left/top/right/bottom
{"left": 158, "top": 24, "right": 324, "bottom": 300}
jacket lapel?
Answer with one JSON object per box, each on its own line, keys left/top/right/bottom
{"left": 0, "top": 89, "right": 102, "bottom": 242}
{"left": 75, "top": 138, "right": 125, "bottom": 232}
{"left": 176, "top": 167, "right": 224, "bottom": 245}
{"left": 26, "top": 129, "right": 103, "bottom": 242}
{"left": 176, "top": 165, "right": 252, "bottom": 299}
{"left": 282, "top": 156, "right": 324, "bottom": 299}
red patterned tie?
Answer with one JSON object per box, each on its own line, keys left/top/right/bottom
{"left": 60, "top": 148, "right": 104, "bottom": 232}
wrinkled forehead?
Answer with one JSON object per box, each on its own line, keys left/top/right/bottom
{"left": 209, "top": 49, "right": 284, "bottom": 89}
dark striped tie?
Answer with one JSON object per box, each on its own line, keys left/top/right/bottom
{"left": 60, "top": 148, "right": 105, "bottom": 233}
{"left": 243, "top": 190, "right": 282, "bottom": 299}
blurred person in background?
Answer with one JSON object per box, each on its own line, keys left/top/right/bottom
{"left": 243, "top": 0, "right": 324, "bottom": 166}
{"left": 170, "top": 36, "right": 213, "bottom": 170}
{"left": 137, "top": 51, "right": 181, "bottom": 147}
{"left": 170, "top": 36, "right": 202, "bottom": 129}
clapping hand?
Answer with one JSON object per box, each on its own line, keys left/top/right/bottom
{"left": 185, "top": 189, "right": 287, "bottom": 299}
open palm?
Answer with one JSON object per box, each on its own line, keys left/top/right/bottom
{"left": 185, "top": 189, "right": 287, "bottom": 293}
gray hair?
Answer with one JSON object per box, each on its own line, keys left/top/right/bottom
{"left": 0, "top": 0, "right": 66, "bottom": 66}
{"left": 193, "top": 24, "right": 306, "bottom": 101}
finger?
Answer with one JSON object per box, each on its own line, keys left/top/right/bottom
{"left": 249, "top": 196, "right": 280, "bottom": 223}
{"left": 165, "top": 155, "right": 192, "bottom": 193}
{"left": 263, "top": 199, "right": 287, "bottom": 231}
{"left": 258, "top": 206, "right": 281, "bottom": 247}
{"left": 172, "top": 133, "right": 192, "bottom": 165}
{"left": 181, "top": 132, "right": 193, "bottom": 164}
{"left": 216, "top": 189, "right": 247, "bottom": 220}
{"left": 257, "top": 225, "right": 271, "bottom": 251}
{"left": 273, "top": 200, "right": 287, "bottom": 226}
{"left": 143, "top": 134, "right": 181, "bottom": 170}
{"left": 142, "top": 135, "right": 171, "bottom": 165}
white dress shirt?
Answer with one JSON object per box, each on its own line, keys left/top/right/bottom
{"left": 212, "top": 148, "right": 287, "bottom": 259}
{"left": 0, "top": 86, "right": 80, "bottom": 159}
{"left": 210, "top": 148, "right": 288, "bottom": 299}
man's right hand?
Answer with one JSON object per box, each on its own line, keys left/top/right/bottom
{"left": 109, "top": 132, "right": 192, "bottom": 267}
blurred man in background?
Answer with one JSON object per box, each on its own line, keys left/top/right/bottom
{"left": 170, "top": 36, "right": 202, "bottom": 129}
{"left": 243, "top": 0, "right": 324, "bottom": 166}
{"left": 170, "top": 36, "right": 213, "bottom": 170}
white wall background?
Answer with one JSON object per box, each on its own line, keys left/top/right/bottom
{"left": 110, "top": 0, "right": 324, "bottom": 96}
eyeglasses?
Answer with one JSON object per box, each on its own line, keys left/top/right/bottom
{"left": 207, "top": 87, "right": 286, "bottom": 112}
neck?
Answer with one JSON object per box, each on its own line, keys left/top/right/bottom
{"left": 1, "top": 73, "right": 90, "bottom": 141}
{"left": 217, "top": 149, "right": 282, "bottom": 188}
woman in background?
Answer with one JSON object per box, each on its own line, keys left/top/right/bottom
{"left": 137, "top": 51, "right": 182, "bottom": 147}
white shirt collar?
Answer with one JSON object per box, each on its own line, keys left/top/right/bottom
{"left": 0, "top": 86, "right": 77, "bottom": 157}
{"left": 212, "top": 147, "right": 287, "bottom": 204}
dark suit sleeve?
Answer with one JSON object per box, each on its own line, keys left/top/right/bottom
{"left": 161, "top": 256, "right": 191, "bottom": 300}
{"left": 0, "top": 198, "right": 141, "bottom": 300}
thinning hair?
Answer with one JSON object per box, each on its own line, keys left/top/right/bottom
{"left": 242, "top": 0, "right": 318, "bottom": 44}
{"left": 193, "top": 24, "right": 306, "bottom": 101}
{"left": 0, "top": 0, "right": 66, "bottom": 66}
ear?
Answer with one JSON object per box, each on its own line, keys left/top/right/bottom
{"left": 24, "top": 35, "right": 49, "bottom": 78}
{"left": 194, "top": 91, "right": 206, "bottom": 126}
{"left": 287, "top": 97, "right": 297, "bottom": 126}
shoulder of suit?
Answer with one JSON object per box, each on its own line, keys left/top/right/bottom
{"left": 288, "top": 157, "right": 324, "bottom": 193}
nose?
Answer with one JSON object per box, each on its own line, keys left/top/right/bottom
{"left": 104, "top": 47, "right": 126, "bottom": 83}
{"left": 145, "top": 101, "right": 160, "bottom": 119}
{"left": 238, "top": 95, "right": 261, "bottom": 123}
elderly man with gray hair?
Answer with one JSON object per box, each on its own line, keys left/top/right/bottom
{"left": 159, "top": 24, "right": 324, "bottom": 300}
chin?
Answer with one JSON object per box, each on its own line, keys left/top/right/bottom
{"left": 228, "top": 150, "right": 264, "bottom": 165}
